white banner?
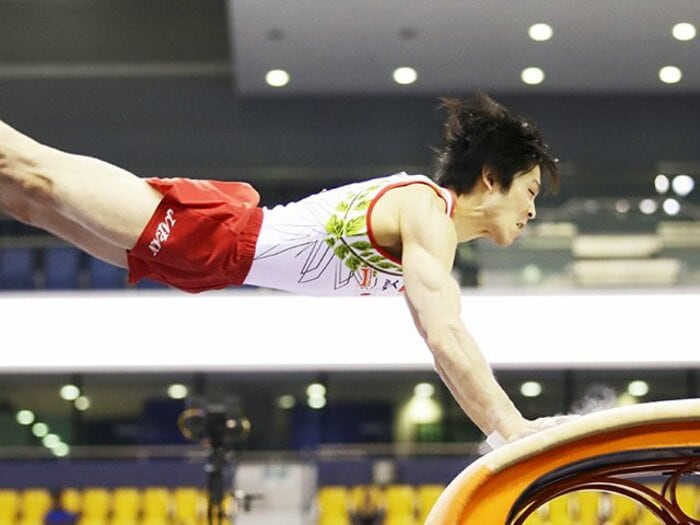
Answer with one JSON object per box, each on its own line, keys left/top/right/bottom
{"left": 0, "top": 289, "right": 697, "bottom": 372}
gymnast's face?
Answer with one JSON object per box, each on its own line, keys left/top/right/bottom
{"left": 482, "top": 165, "right": 541, "bottom": 246}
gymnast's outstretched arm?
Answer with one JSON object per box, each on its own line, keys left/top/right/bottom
{"left": 399, "top": 185, "right": 528, "bottom": 440}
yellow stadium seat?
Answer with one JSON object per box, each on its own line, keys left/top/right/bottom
{"left": 142, "top": 487, "right": 172, "bottom": 524}
{"left": 17, "top": 518, "right": 45, "bottom": 525}
{"left": 348, "top": 485, "right": 384, "bottom": 525}
{"left": 547, "top": 493, "right": 572, "bottom": 523}
{"left": 609, "top": 493, "right": 639, "bottom": 523}
{"left": 385, "top": 517, "right": 417, "bottom": 525}
{"left": 110, "top": 487, "right": 141, "bottom": 525}
{"left": 570, "top": 490, "right": 601, "bottom": 525}
{"left": 676, "top": 484, "right": 697, "bottom": 517}
{"left": 79, "top": 487, "right": 111, "bottom": 525}
{"left": 173, "top": 487, "right": 204, "bottom": 525}
{"left": 416, "top": 484, "right": 443, "bottom": 523}
{"left": 0, "top": 489, "right": 20, "bottom": 523}
{"left": 17, "top": 518, "right": 43, "bottom": 525}
{"left": 141, "top": 517, "right": 170, "bottom": 525}
{"left": 195, "top": 493, "right": 234, "bottom": 525}
{"left": 384, "top": 485, "right": 416, "bottom": 525}
{"left": 317, "top": 486, "right": 350, "bottom": 525}
{"left": 637, "top": 483, "right": 663, "bottom": 525}
{"left": 20, "top": 488, "right": 52, "bottom": 523}
{"left": 639, "top": 506, "right": 664, "bottom": 525}
{"left": 521, "top": 505, "right": 546, "bottom": 525}
{"left": 348, "top": 484, "right": 380, "bottom": 509}
{"left": 61, "top": 488, "right": 82, "bottom": 514}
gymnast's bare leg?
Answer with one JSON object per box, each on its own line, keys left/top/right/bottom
{"left": 0, "top": 119, "right": 163, "bottom": 267}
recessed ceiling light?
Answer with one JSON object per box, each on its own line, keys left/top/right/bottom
{"left": 276, "top": 395, "right": 296, "bottom": 410}
{"left": 654, "top": 174, "right": 670, "bottom": 194}
{"left": 393, "top": 67, "right": 418, "bottom": 85}
{"left": 16, "top": 410, "right": 35, "bottom": 426}
{"left": 659, "top": 65, "right": 682, "bottom": 84}
{"left": 74, "top": 396, "right": 91, "bottom": 411}
{"left": 639, "top": 198, "right": 658, "bottom": 215}
{"left": 520, "top": 381, "right": 543, "bottom": 398}
{"left": 265, "top": 69, "right": 290, "bottom": 87}
{"left": 521, "top": 67, "right": 545, "bottom": 85}
{"left": 528, "top": 23, "right": 553, "bottom": 42}
{"left": 672, "top": 174, "right": 695, "bottom": 196}
{"left": 167, "top": 383, "right": 188, "bottom": 399}
{"left": 306, "top": 383, "right": 326, "bottom": 398}
{"left": 60, "top": 384, "right": 80, "bottom": 401}
{"left": 627, "top": 380, "right": 649, "bottom": 397}
{"left": 42, "top": 433, "right": 61, "bottom": 449}
{"left": 672, "top": 22, "right": 696, "bottom": 41}
{"left": 32, "top": 422, "right": 49, "bottom": 438}
{"left": 307, "top": 396, "right": 326, "bottom": 409}
{"left": 663, "top": 198, "right": 681, "bottom": 216}
{"left": 615, "top": 199, "right": 630, "bottom": 214}
{"left": 414, "top": 382, "right": 435, "bottom": 398}
{"left": 52, "top": 443, "right": 70, "bottom": 457}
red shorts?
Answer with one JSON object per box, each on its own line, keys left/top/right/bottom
{"left": 127, "top": 178, "right": 263, "bottom": 293}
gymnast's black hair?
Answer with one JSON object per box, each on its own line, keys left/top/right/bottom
{"left": 432, "top": 91, "right": 559, "bottom": 195}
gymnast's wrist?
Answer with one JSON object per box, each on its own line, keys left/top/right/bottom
{"left": 484, "top": 416, "right": 526, "bottom": 450}
{"left": 493, "top": 411, "right": 527, "bottom": 442}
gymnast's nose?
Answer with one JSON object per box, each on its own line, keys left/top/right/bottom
{"left": 527, "top": 202, "right": 537, "bottom": 220}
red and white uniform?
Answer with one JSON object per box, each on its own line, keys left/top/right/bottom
{"left": 127, "top": 173, "right": 454, "bottom": 295}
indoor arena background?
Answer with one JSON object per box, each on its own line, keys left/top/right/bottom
{"left": 0, "top": 2, "right": 699, "bottom": 524}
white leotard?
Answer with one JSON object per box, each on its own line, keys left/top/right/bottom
{"left": 243, "top": 173, "right": 454, "bottom": 296}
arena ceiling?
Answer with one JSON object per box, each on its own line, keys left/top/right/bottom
{"left": 0, "top": 0, "right": 697, "bottom": 95}
{"left": 230, "top": 0, "right": 700, "bottom": 95}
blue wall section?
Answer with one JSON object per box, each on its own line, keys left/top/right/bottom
{"left": 0, "top": 456, "right": 471, "bottom": 489}
{"left": 0, "top": 458, "right": 207, "bottom": 489}
{"left": 317, "top": 456, "right": 474, "bottom": 487}
{"left": 397, "top": 457, "right": 473, "bottom": 485}
{"left": 0, "top": 248, "right": 35, "bottom": 290}
{"left": 45, "top": 247, "right": 81, "bottom": 290}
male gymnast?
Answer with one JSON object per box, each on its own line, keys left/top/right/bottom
{"left": 0, "top": 91, "right": 573, "bottom": 444}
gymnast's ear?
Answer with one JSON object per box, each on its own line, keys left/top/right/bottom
{"left": 480, "top": 166, "right": 496, "bottom": 191}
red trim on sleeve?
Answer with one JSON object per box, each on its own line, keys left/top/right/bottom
{"left": 366, "top": 179, "right": 454, "bottom": 266}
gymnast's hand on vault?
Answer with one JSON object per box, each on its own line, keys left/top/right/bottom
{"left": 487, "top": 414, "right": 581, "bottom": 450}
{"left": 510, "top": 414, "right": 581, "bottom": 443}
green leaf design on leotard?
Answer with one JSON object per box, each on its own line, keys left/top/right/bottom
{"left": 324, "top": 183, "right": 402, "bottom": 276}
{"left": 346, "top": 256, "right": 363, "bottom": 272}
{"left": 334, "top": 244, "right": 350, "bottom": 260}
{"left": 351, "top": 241, "right": 373, "bottom": 251}
{"left": 326, "top": 215, "right": 344, "bottom": 236}
{"left": 344, "top": 216, "right": 365, "bottom": 236}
